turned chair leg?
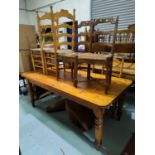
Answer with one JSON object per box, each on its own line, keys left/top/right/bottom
{"left": 105, "top": 63, "right": 110, "bottom": 94}
{"left": 63, "top": 62, "right": 66, "bottom": 79}
{"left": 56, "top": 61, "right": 59, "bottom": 80}
{"left": 73, "top": 56, "right": 78, "bottom": 88}
{"left": 87, "top": 64, "right": 91, "bottom": 80}
{"left": 71, "top": 62, "right": 74, "bottom": 80}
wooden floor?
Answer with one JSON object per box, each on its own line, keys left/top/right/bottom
{"left": 22, "top": 70, "right": 132, "bottom": 108}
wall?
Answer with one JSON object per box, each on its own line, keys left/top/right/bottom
{"left": 19, "top": 0, "right": 30, "bottom": 24}
{"left": 24, "top": 0, "right": 91, "bottom": 30}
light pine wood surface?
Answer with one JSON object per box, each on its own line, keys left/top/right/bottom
{"left": 22, "top": 69, "right": 132, "bottom": 150}
{"left": 22, "top": 70, "right": 132, "bottom": 108}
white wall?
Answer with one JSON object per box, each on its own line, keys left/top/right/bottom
{"left": 19, "top": 0, "right": 30, "bottom": 24}
{"left": 25, "top": 0, "right": 91, "bottom": 28}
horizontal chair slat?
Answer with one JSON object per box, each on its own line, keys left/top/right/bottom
{"left": 56, "top": 41, "right": 72, "bottom": 46}
{"left": 55, "top": 23, "right": 73, "bottom": 29}
{"left": 41, "top": 33, "right": 54, "bottom": 37}
{"left": 55, "top": 33, "right": 73, "bottom": 38}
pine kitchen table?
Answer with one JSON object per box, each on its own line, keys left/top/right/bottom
{"left": 22, "top": 70, "right": 132, "bottom": 150}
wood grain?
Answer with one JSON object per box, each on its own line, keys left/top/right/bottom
{"left": 22, "top": 70, "right": 132, "bottom": 108}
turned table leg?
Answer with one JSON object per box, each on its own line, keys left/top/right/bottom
{"left": 93, "top": 108, "right": 105, "bottom": 150}
{"left": 27, "top": 81, "right": 35, "bottom": 107}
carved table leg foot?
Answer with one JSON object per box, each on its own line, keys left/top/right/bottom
{"left": 93, "top": 108, "right": 105, "bottom": 150}
{"left": 27, "top": 81, "right": 35, "bottom": 107}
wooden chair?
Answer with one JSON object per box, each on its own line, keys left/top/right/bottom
{"left": 30, "top": 9, "right": 55, "bottom": 74}
{"left": 53, "top": 9, "right": 76, "bottom": 51}
{"left": 75, "top": 21, "right": 92, "bottom": 52}
{"left": 91, "top": 17, "right": 119, "bottom": 83}
{"left": 92, "top": 17, "right": 119, "bottom": 54}
{"left": 74, "top": 21, "right": 94, "bottom": 71}
{"left": 112, "top": 24, "right": 135, "bottom": 78}
{"left": 52, "top": 9, "right": 77, "bottom": 84}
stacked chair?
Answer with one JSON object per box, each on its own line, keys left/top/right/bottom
{"left": 31, "top": 7, "right": 135, "bottom": 86}
{"left": 35, "top": 8, "right": 59, "bottom": 76}
{"left": 75, "top": 21, "right": 93, "bottom": 73}
{"left": 32, "top": 8, "right": 78, "bottom": 86}
{"left": 75, "top": 21, "right": 92, "bottom": 52}
{"left": 31, "top": 10, "right": 119, "bottom": 89}
{"left": 90, "top": 17, "right": 119, "bottom": 81}
{"left": 31, "top": 9, "right": 54, "bottom": 74}
{"left": 52, "top": 9, "right": 78, "bottom": 86}
{"left": 112, "top": 24, "right": 135, "bottom": 79}
{"left": 91, "top": 21, "right": 135, "bottom": 79}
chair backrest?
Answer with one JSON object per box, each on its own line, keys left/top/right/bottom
{"left": 114, "top": 26, "right": 135, "bottom": 53}
{"left": 53, "top": 9, "right": 76, "bottom": 52}
{"left": 36, "top": 9, "right": 55, "bottom": 47}
{"left": 75, "top": 21, "right": 93, "bottom": 52}
{"left": 91, "top": 16, "right": 119, "bottom": 55}
{"left": 31, "top": 9, "right": 55, "bottom": 74}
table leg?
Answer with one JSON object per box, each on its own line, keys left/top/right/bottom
{"left": 19, "top": 85, "right": 22, "bottom": 95}
{"left": 87, "top": 64, "right": 91, "bottom": 80}
{"left": 27, "top": 81, "right": 35, "bottom": 107}
{"left": 93, "top": 108, "right": 105, "bottom": 150}
{"left": 117, "top": 94, "right": 125, "bottom": 120}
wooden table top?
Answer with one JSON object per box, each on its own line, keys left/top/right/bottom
{"left": 22, "top": 70, "right": 132, "bottom": 108}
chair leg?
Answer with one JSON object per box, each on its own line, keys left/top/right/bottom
{"left": 119, "top": 58, "right": 124, "bottom": 78}
{"left": 101, "top": 65, "right": 105, "bottom": 74}
{"left": 87, "top": 64, "right": 91, "bottom": 80}
{"left": 71, "top": 62, "right": 74, "bottom": 80}
{"left": 63, "top": 62, "right": 66, "bottom": 79}
{"left": 56, "top": 62, "right": 59, "bottom": 80}
{"left": 109, "top": 61, "right": 112, "bottom": 85}
{"left": 74, "top": 56, "right": 78, "bottom": 87}
{"left": 92, "top": 64, "right": 95, "bottom": 73}
{"left": 105, "top": 59, "right": 111, "bottom": 94}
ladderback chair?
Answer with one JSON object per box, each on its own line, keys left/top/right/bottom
{"left": 31, "top": 9, "right": 55, "bottom": 74}
{"left": 52, "top": 9, "right": 77, "bottom": 83}
{"left": 53, "top": 9, "right": 76, "bottom": 51}
{"left": 91, "top": 17, "right": 119, "bottom": 55}
{"left": 112, "top": 24, "right": 135, "bottom": 78}
{"left": 75, "top": 21, "right": 93, "bottom": 52}
{"left": 91, "top": 17, "right": 119, "bottom": 77}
